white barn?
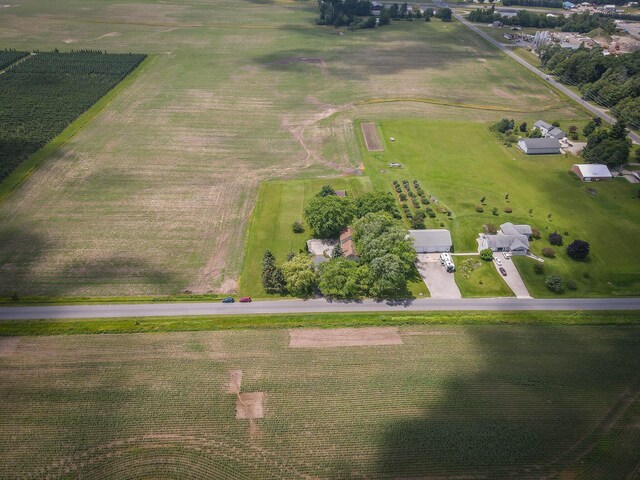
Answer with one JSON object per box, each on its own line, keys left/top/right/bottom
{"left": 572, "top": 164, "right": 612, "bottom": 182}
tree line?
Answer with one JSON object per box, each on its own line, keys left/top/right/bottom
{"left": 316, "top": 0, "right": 447, "bottom": 27}
{"left": 468, "top": 8, "right": 617, "bottom": 33}
{"left": 539, "top": 46, "right": 640, "bottom": 129}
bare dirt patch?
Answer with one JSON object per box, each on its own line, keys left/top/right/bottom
{"left": 288, "top": 327, "right": 403, "bottom": 348}
{"left": 227, "top": 369, "right": 242, "bottom": 394}
{"left": 236, "top": 392, "right": 264, "bottom": 419}
{"left": 361, "top": 122, "right": 383, "bottom": 152}
{"left": 0, "top": 337, "right": 18, "bottom": 357}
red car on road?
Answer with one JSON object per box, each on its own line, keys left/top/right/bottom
{"left": 239, "top": 297, "right": 252, "bottom": 303}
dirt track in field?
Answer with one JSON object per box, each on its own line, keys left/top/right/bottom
{"left": 361, "top": 122, "right": 383, "bottom": 151}
{"left": 288, "top": 327, "right": 403, "bottom": 348}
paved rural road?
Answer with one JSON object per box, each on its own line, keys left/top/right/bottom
{"left": 0, "top": 298, "right": 639, "bottom": 320}
{"left": 453, "top": 11, "right": 640, "bottom": 145}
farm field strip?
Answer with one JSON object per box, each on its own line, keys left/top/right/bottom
{"left": 1, "top": 326, "right": 640, "bottom": 478}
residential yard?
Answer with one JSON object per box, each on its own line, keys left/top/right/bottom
{"left": 238, "top": 176, "right": 429, "bottom": 298}
{"left": 454, "top": 256, "right": 514, "bottom": 297}
{"left": 0, "top": 2, "right": 586, "bottom": 298}
{"left": 1, "top": 326, "right": 639, "bottom": 478}
{"left": 360, "top": 120, "right": 640, "bottom": 297}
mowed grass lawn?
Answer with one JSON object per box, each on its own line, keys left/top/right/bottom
{"left": 238, "top": 176, "right": 429, "bottom": 298}
{"left": 2, "top": 326, "right": 640, "bottom": 478}
{"left": 454, "top": 256, "right": 513, "bottom": 297}
{"left": 361, "top": 120, "right": 640, "bottom": 297}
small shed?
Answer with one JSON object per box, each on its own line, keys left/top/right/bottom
{"left": 335, "top": 190, "right": 346, "bottom": 197}
{"left": 408, "top": 229, "right": 453, "bottom": 253}
{"left": 518, "top": 138, "right": 561, "bottom": 155}
{"left": 572, "top": 164, "right": 612, "bottom": 182}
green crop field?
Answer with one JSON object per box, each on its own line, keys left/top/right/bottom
{"left": 360, "top": 120, "right": 640, "bottom": 297}
{"left": 0, "top": 0, "right": 588, "bottom": 298}
{"left": 0, "top": 51, "right": 145, "bottom": 182}
{"left": 0, "top": 49, "right": 27, "bottom": 69}
{"left": 1, "top": 325, "right": 639, "bottom": 478}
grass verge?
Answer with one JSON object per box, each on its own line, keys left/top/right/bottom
{"left": 1, "top": 310, "right": 638, "bottom": 336}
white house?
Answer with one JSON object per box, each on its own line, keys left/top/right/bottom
{"left": 571, "top": 164, "right": 612, "bottom": 182}
{"left": 518, "top": 138, "right": 562, "bottom": 155}
{"left": 408, "top": 229, "right": 453, "bottom": 253}
{"left": 479, "top": 234, "right": 530, "bottom": 255}
{"left": 534, "top": 120, "right": 566, "bottom": 139}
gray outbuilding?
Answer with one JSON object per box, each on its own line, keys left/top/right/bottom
{"left": 518, "top": 137, "right": 561, "bottom": 155}
{"left": 408, "top": 229, "right": 453, "bottom": 253}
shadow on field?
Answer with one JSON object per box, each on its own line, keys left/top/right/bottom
{"left": 0, "top": 223, "right": 181, "bottom": 297}
{"left": 376, "top": 326, "right": 640, "bottom": 478}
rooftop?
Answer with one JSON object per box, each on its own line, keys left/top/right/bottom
{"left": 485, "top": 234, "right": 530, "bottom": 251}
{"left": 573, "top": 163, "right": 612, "bottom": 178}
{"left": 500, "top": 222, "right": 532, "bottom": 236}
{"left": 408, "top": 229, "right": 453, "bottom": 249}
{"left": 519, "top": 137, "right": 561, "bottom": 149}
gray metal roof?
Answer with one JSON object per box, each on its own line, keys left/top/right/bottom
{"left": 500, "top": 222, "right": 532, "bottom": 236}
{"left": 486, "top": 234, "right": 530, "bottom": 251}
{"left": 534, "top": 120, "right": 553, "bottom": 131}
{"left": 519, "top": 137, "right": 561, "bottom": 149}
{"left": 408, "top": 229, "right": 452, "bottom": 249}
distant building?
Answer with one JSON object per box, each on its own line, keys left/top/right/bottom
{"left": 335, "top": 190, "right": 346, "bottom": 197}
{"left": 534, "top": 120, "right": 566, "bottom": 139}
{"left": 572, "top": 164, "right": 612, "bottom": 182}
{"left": 563, "top": 2, "right": 576, "bottom": 9}
{"left": 604, "top": 4, "right": 616, "bottom": 9}
{"left": 339, "top": 227, "right": 358, "bottom": 259}
{"left": 518, "top": 138, "right": 562, "bottom": 155}
{"left": 408, "top": 229, "right": 453, "bottom": 253}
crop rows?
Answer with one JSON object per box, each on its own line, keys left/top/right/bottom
{"left": 1, "top": 326, "right": 639, "bottom": 479}
{"left": 0, "top": 50, "right": 28, "bottom": 70}
{"left": 0, "top": 51, "right": 145, "bottom": 181}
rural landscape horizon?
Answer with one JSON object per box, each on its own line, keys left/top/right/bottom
{"left": 1, "top": 0, "right": 639, "bottom": 477}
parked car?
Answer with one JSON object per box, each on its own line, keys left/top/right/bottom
{"left": 495, "top": 258, "right": 502, "bottom": 266}
{"left": 499, "top": 267, "right": 507, "bottom": 276}
{"left": 503, "top": 252, "right": 511, "bottom": 259}
{"left": 239, "top": 297, "right": 252, "bottom": 303}
{"left": 222, "top": 297, "right": 234, "bottom": 303}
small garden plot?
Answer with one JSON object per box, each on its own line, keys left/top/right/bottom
{"left": 288, "top": 327, "right": 403, "bottom": 348}
{"left": 391, "top": 179, "right": 451, "bottom": 229}
{"left": 361, "top": 122, "right": 383, "bottom": 151}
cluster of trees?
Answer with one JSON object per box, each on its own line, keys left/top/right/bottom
{"left": 539, "top": 47, "right": 640, "bottom": 129}
{"left": 469, "top": 8, "right": 616, "bottom": 32}
{"left": 316, "top": 0, "right": 375, "bottom": 26}
{"left": 304, "top": 187, "right": 399, "bottom": 238}
{"left": 262, "top": 186, "right": 417, "bottom": 299}
{"left": 0, "top": 51, "right": 146, "bottom": 182}
{"left": 316, "top": 0, "right": 449, "bottom": 27}
{"left": 0, "top": 50, "right": 28, "bottom": 70}
{"left": 582, "top": 119, "right": 631, "bottom": 167}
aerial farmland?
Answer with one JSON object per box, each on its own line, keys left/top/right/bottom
{"left": 1, "top": 0, "right": 639, "bottom": 477}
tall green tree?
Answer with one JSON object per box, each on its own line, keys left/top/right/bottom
{"left": 368, "top": 253, "right": 406, "bottom": 297}
{"left": 355, "top": 191, "right": 400, "bottom": 218}
{"left": 261, "top": 250, "right": 285, "bottom": 294}
{"left": 281, "top": 253, "right": 318, "bottom": 297}
{"left": 304, "top": 196, "right": 355, "bottom": 238}
{"left": 318, "top": 258, "right": 367, "bottom": 298}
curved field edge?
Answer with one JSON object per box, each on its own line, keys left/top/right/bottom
{"left": 0, "top": 54, "right": 156, "bottom": 204}
{"left": 1, "top": 310, "right": 638, "bottom": 336}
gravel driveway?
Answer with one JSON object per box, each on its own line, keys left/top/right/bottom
{"left": 416, "top": 254, "right": 462, "bottom": 299}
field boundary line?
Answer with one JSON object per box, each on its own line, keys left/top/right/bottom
{"left": 353, "top": 97, "right": 556, "bottom": 113}
{"left": 0, "top": 54, "right": 157, "bottom": 204}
